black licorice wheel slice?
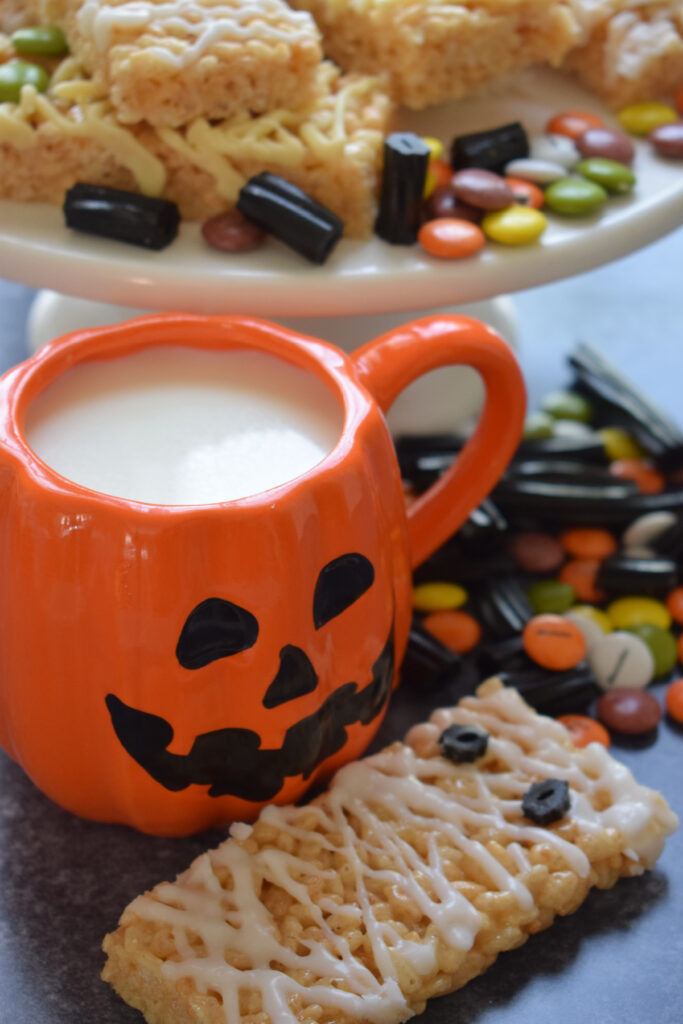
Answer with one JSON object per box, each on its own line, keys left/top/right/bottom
{"left": 450, "top": 122, "right": 529, "bottom": 172}
{"left": 375, "top": 132, "right": 431, "bottom": 245}
{"left": 63, "top": 184, "right": 180, "bottom": 249}
{"left": 401, "top": 621, "right": 462, "bottom": 690}
{"left": 517, "top": 434, "right": 609, "bottom": 464}
{"left": 596, "top": 555, "right": 678, "bottom": 596}
{"left": 237, "top": 173, "right": 343, "bottom": 264}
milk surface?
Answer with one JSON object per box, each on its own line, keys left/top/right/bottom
{"left": 25, "top": 346, "right": 343, "bottom": 504}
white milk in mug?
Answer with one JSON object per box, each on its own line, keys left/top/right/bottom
{"left": 24, "top": 347, "right": 343, "bottom": 505}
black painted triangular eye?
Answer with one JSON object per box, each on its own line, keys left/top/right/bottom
{"left": 176, "top": 598, "right": 258, "bottom": 670}
{"left": 313, "top": 553, "right": 375, "bottom": 629}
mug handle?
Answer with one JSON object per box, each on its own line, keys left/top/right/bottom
{"left": 351, "top": 314, "right": 526, "bottom": 569}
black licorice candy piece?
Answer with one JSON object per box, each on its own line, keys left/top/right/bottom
{"left": 492, "top": 477, "right": 641, "bottom": 524}
{"left": 375, "top": 132, "right": 430, "bottom": 245}
{"left": 237, "top": 173, "right": 343, "bottom": 264}
{"left": 505, "top": 459, "right": 619, "bottom": 486}
{"left": 497, "top": 664, "right": 600, "bottom": 716}
{"left": 517, "top": 434, "right": 609, "bottom": 465}
{"left": 439, "top": 723, "right": 489, "bottom": 763}
{"left": 451, "top": 122, "right": 529, "bottom": 172}
{"left": 401, "top": 622, "right": 462, "bottom": 689}
{"left": 521, "top": 779, "right": 571, "bottom": 826}
{"left": 596, "top": 555, "right": 678, "bottom": 596}
{"left": 475, "top": 577, "right": 533, "bottom": 638}
{"left": 63, "top": 183, "right": 180, "bottom": 249}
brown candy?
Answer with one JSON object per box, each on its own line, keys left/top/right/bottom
{"left": 509, "top": 532, "right": 565, "bottom": 573}
{"left": 450, "top": 169, "right": 515, "bottom": 210}
{"left": 576, "top": 128, "right": 635, "bottom": 166}
{"left": 596, "top": 688, "right": 662, "bottom": 734}
{"left": 649, "top": 122, "right": 683, "bottom": 159}
{"left": 427, "top": 186, "right": 482, "bottom": 222}
{"left": 202, "top": 208, "right": 266, "bottom": 252}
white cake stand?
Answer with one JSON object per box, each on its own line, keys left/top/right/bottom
{"left": 1, "top": 67, "right": 681, "bottom": 432}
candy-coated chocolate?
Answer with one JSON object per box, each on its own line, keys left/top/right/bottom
{"left": 558, "top": 558, "right": 605, "bottom": 604}
{"left": 666, "top": 586, "right": 683, "bottom": 625}
{"left": 541, "top": 390, "right": 593, "bottom": 423}
{"left": 527, "top": 579, "right": 576, "bottom": 614}
{"left": 544, "top": 176, "right": 608, "bottom": 216}
{"left": 427, "top": 186, "right": 482, "bottom": 222}
{"left": 609, "top": 458, "right": 665, "bottom": 494}
{"left": 596, "top": 687, "right": 662, "bottom": 734}
{"left": 417, "top": 218, "right": 486, "bottom": 259}
{"left": 589, "top": 631, "right": 655, "bottom": 691}
{"left": 576, "top": 127, "right": 635, "bottom": 166}
{"left": 557, "top": 714, "right": 610, "bottom": 748}
{"left": 503, "top": 157, "right": 566, "bottom": 184}
{"left": 574, "top": 157, "right": 635, "bottom": 195}
{"left": 665, "top": 678, "right": 683, "bottom": 723}
{"left": 510, "top": 532, "right": 565, "bottom": 573}
{"left": 570, "top": 604, "right": 612, "bottom": 633}
{"left": 504, "top": 176, "right": 545, "bottom": 210}
{"left": 623, "top": 511, "right": 678, "bottom": 550}
{"left": 564, "top": 609, "right": 605, "bottom": 653}
{"left": 481, "top": 205, "right": 547, "bottom": 245}
{"left": 412, "top": 581, "right": 468, "bottom": 611}
{"left": 422, "top": 609, "right": 481, "bottom": 654}
{"left": 607, "top": 595, "right": 671, "bottom": 630}
{"left": 529, "top": 133, "right": 579, "bottom": 169}
{"left": 649, "top": 122, "right": 683, "bottom": 159}
{"left": 545, "top": 110, "right": 604, "bottom": 140}
{"left": 201, "top": 209, "right": 266, "bottom": 252}
{"left": 560, "top": 527, "right": 617, "bottom": 560}
{"left": 618, "top": 101, "right": 677, "bottom": 135}
{"left": 627, "top": 623, "right": 677, "bottom": 677}
{"left": 450, "top": 168, "right": 515, "bottom": 210}
{"left": 423, "top": 159, "right": 455, "bottom": 197}
{"left": 599, "top": 427, "right": 645, "bottom": 460}
{"left": 522, "top": 614, "right": 586, "bottom": 671}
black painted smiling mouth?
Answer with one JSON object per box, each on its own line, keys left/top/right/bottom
{"left": 105, "top": 553, "right": 395, "bottom": 801}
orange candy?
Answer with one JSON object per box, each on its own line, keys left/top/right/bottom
{"left": 665, "top": 678, "right": 683, "bottom": 723}
{"left": 546, "top": 110, "right": 605, "bottom": 139}
{"left": 422, "top": 609, "right": 482, "bottom": 653}
{"left": 558, "top": 558, "right": 606, "bottom": 603}
{"left": 559, "top": 527, "right": 617, "bottom": 560}
{"left": 666, "top": 586, "right": 683, "bottom": 625}
{"left": 504, "top": 176, "right": 545, "bottom": 210}
{"left": 557, "top": 714, "right": 610, "bottom": 748}
{"left": 430, "top": 158, "right": 455, "bottom": 190}
{"left": 418, "top": 218, "right": 486, "bottom": 259}
{"left": 522, "top": 613, "right": 587, "bottom": 670}
{"left": 609, "top": 458, "right": 665, "bottom": 494}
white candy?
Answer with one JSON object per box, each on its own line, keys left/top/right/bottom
{"left": 504, "top": 157, "right": 567, "bottom": 183}
{"left": 530, "top": 133, "right": 580, "bottom": 169}
{"left": 564, "top": 610, "right": 605, "bottom": 653}
{"left": 589, "top": 631, "right": 655, "bottom": 691}
{"left": 551, "top": 419, "right": 595, "bottom": 438}
{"left": 622, "top": 511, "right": 678, "bottom": 550}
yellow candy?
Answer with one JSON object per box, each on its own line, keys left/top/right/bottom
{"left": 422, "top": 136, "right": 444, "bottom": 161}
{"left": 423, "top": 165, "right": 438, "bottom": 199}
{"left": 618, "top": 102, "right": 677, "bottom": 136}
{"left": 413, "top": 581, "right": 468, "bottom": 612}
{"left": 570, "top": 605, "right": 612, "bottom": 634}
{"left": 481, "top": 205, "right": 547, "bottom": 246}
{"left": 607, "top": 596, "right": 671, "bottom": 631}
{"left": 599, "top": 427, "right": 645, "bottom": 461}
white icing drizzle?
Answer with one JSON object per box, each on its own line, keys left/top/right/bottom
{"left": 77, "top": 0, "right": 316, "bottom": 68}
{"left": 125, "top": 684, "right": 678, "bottom": 1024}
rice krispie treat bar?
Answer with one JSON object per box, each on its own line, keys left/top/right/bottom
{"left": 0, "top": 52, "right": 392, "bottom": 235}
{"left": 102, "top": 679, "right": 677, "bottom": 1024}
{"left": 285, "top": 0, "right": 578, "bottom": 109}
{"left": 563, "top": 0, "right": 683, "bottom": 108}
{"left": 24, "top": 0, "right": 324, "bottom": 127}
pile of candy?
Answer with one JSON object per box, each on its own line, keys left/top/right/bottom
{"left": 398, "top": 342, "right": 683, "bottom": 746}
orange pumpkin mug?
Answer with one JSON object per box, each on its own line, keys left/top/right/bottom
{"left": 0, "top": 313, "right": 525, "bottom": 835}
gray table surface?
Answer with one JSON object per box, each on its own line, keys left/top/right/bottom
{"left": 0, "top": 229, "right": 682, "bottom": 1024}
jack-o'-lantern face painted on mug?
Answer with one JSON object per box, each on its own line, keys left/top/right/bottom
{"left": 106, "top": 553, "right": 395, "bottom": 803}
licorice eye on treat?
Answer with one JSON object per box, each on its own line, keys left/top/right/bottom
{"left": 450, "top": 121, "right": 529, "bottom": 172}
{"left": 236, "top": 173, "right": 344, "bottom": 264}
{"left": 63, "top": 184, "right": 180, "bottom": 250}
{"left": 375, "top": 132, "right": 431, "bottom": 244}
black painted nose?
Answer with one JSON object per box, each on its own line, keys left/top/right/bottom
{"left": 262, "top": 645, "right": 319, "bottom": 708}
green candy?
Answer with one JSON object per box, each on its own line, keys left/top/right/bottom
{"left": 627, "top": 624, "right": 677, "bottom": 677}
{"left": 523, "top": 411, "right": 555, "bottom": 440}
{"left": 11, "top": 25, "right": 68, "bottom": 56}
{"left": 541, "top": 389, "right": 593, "bottom": 423}
{"left": 575, "top": 158, "right": 636, "bottom": 195}
{"left": 0, "top": 59, "right": 50, "bottom": 102}
{"left": 544, "top": 177, "right": 608, "bottom": 217}
{"left": 527, "top": 580, "right": 576, "bottom": 615}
